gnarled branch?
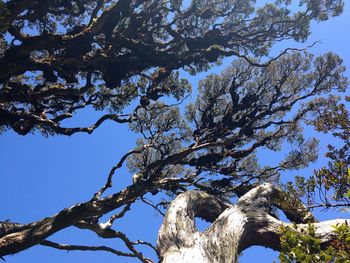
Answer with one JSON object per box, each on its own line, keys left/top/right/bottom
{"left": 158, "top": 183, "right": 348, "bottom": 263}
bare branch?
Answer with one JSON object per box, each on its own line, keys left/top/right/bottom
{"left": 40, "top": 240, "right": 135, "bottom": 258}
{"left": 93, "top": 144, "right": 152, "bottom": 200}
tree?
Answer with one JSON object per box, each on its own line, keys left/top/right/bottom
{"left": 0, "top": 0, "right": 349, "bottom": 262}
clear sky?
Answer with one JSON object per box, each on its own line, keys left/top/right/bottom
{"left": 0, "top": 2, "right": 350, "bottom": 263}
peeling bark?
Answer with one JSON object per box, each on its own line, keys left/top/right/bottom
{"left": 157, "top": 183, "right": 348, "bottom": 263}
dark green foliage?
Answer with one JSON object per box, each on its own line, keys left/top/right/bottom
{"left": 280, "top": 97, "right": 350, "bottom": 262}
{"left": 279, "top": 223, "right": 350, "bottom": 263}
{"left": 127, "top": 52, "right": 347, "bottom": 198}
{"left": 284, "top": 97, "right": 350, "bottom": 208}
{"left": 0, "top": 0, "right": 344, "bottom": 135}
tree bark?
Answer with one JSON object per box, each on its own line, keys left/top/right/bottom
{"left": 157, "top": 183, "right": 347, "bottom": 263}
{"left": 0, "top": 183, "right": 148, "bottom": 257}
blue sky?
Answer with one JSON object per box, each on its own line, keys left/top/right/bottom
{"left": 0, "top": 2, "right": 350, "bottom": 263}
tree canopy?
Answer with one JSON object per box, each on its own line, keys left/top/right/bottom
{"left": 0, "top": 0, "right": 344, "bottom": 135}
{"left": 0, "top": 0, "right": 349, "bottom": 262}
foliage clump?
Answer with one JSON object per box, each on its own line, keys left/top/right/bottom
{"left": 279, "top": 223, "right": 350, "bottom": 263}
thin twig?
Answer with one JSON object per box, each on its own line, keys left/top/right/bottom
{"left": 92, "top": 145, "right": 152, "bottom": 200}
{"left": 73, "top": 222, "right": 156, "bottom": 263}
{"left": 134, "top": 240, "right": 160, "bottom": 257}
{"left": 103, "top": 204, "right": 132, "bottom": 228}
{"left": 140, "top": 197, "right": 165, "bottom": 216}
{"left": 40, "top": 240, "right": 135, "bottom": 257}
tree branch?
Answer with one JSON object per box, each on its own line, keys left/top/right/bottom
{"left": 40, "top": 240, "right": 136, "bottom": 258}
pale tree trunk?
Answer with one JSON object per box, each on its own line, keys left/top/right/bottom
{"left": 157, "top": 183, "right": 347, "bottom": 263}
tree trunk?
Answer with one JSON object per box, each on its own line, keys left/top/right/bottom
{"left": 157, "top": 183, "right": 346, "bottom": 263}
